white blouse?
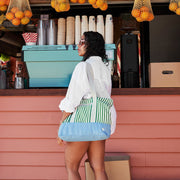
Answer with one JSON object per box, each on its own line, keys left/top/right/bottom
{"left": 59, "top": 56, "right": 116, "bottom": 134}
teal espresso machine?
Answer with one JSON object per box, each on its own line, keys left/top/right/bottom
{"left": 22, "top": 44, "right": 116, "bottom": 88}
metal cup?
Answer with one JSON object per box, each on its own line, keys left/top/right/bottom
{"left": 15, "top": 76, "right": 24, "bottom": 89}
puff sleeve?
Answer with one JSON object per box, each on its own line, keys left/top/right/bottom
{"left": 59, "top": 62, "right": 90, "bottom": 113}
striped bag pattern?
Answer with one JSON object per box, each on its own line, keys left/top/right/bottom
{"left": 58, "top": 97, "right": 113, "bottom": 142}
{"left": 64, "top": 97, "right": 113, "bottom": 124}
{"left": 58, "top": 62, "right": 113, "bottom": 142}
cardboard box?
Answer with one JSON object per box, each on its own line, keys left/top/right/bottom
{"left": 85, "top": 155, "right": 131, "bottom": 180}
{"left": 149, "top": 62, "right": 180, "bottom": 87}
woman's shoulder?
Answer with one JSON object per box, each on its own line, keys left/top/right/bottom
{"left": 75, "top": 61, "right": 86, "bottom": 69}
{"left": 73, "top": 61, "right": 87, "bottom": 74}
{"left": 86, "top": 56, "right": 102, "bottom": 62}
{"left": 86, "top": 56, "right": 108, "bottom": 69}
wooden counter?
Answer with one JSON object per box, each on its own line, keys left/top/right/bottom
{"left": 1, "top": 87, "right": 180, "bottom": 96}
{"left": 1, "top": 88, "right": 180, "bottom": 180}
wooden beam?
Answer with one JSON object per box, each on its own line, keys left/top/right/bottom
{"left": 29, "top": 0, "right": 169, "bottom": 4}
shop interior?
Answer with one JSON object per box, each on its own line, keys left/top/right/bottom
{"left": 0, "top": 2, "right": 180, "bottom": 89}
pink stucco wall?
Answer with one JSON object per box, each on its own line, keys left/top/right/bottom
{"left": 1, "top": 95, "right": 180, "bottom": 179}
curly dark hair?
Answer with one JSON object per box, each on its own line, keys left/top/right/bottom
{"left": 83, "top": 31, "right": 107, "bottom": 62}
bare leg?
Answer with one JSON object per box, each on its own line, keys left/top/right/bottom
{"left": 87, "top": 140, "right": 108, "bottom": 180}
{"left": 65, "top": 141, "right": 90, "bottom": 180}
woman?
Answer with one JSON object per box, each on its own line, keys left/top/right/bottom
{"left": 57, "top": 31, "right": 116, "bottom": 180}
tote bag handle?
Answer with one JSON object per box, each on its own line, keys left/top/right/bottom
{"left": 86, "top": 63, "right": 97, "bottom": 123}
{"left": 70, "top": 63, "right": 97, "bottom": 123}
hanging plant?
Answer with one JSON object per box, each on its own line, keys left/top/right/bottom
{"left": 169, "top": 0, "right": 180, "bottom": 15}
{"left": 51, "top": 0, "right": 70, "bottom": 12}
{"left": 131, "top": 0, "right": 154, "bottom": 22}
{"left": 5, "top": 0, "right": 32, "bottom": 26}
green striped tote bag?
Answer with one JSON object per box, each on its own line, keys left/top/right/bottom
{"left": 58, "top": 62, "right": 113, "bottom": 141}
{"left": 58, "top": 97, "right": 113, "bottom": 141}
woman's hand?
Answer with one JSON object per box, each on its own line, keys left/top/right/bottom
{"left": 57, "top": 136, "right": 64, "bottom": 145}
{"left": 57, "top": 122, "right": 64, "bottom": 145}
